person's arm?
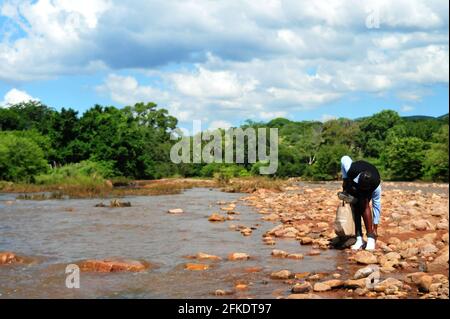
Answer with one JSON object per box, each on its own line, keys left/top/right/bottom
{"left": 372, "top": 185, "right": 381, "bottom": 225}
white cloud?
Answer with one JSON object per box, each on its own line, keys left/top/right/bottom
{"left": 1, "top": 88, "right": 39, "bottom": 107}
{"left": 0, "top": 0, "right": 448, "bottom": 124}
{"left": 260, "top": 111, "right": 288, "bottom": 120}
{"left": 209, "top": 120, "right": 232, "bottom": 130}
{"left": 96, "top": 74, "right": 168, "bottom": 106}
{"left": 171, "top": 68, "right": 258, "bottom": 99}
{"left": 400, "top": 105, "right": 414, "bottom": 112}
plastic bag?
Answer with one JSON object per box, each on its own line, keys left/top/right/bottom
{"left": 334, "top": 201, "right": 355, "bottom": 237}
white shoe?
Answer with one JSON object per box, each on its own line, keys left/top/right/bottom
{"left": 351, "top": 236, "right": 364, "bottom": 250}
{"left": 365, "top": 237, "right": 376, "bottom": 251}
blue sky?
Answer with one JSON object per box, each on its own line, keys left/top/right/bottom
{"left": 0, "top": 0, "right": 448, "bottom": 129}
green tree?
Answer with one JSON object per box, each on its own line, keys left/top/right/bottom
{"left": 381, "top": 137, "right": 425, "bottom": 180}
{"left": 0, "top": 133, "right": 48, "bottom": 182}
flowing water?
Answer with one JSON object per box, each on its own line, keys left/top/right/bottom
{"left": 0, "top": 188, "right": 345, "bottom": 299}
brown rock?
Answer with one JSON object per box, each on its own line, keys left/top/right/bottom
{"left": 413, "top": 219, "right": 432, "bottom": 231}
{"left": 354, "top": 251, "right": 378, "bottom": 265}
{"left": 287, "top": 253, "right": 304, "bottom": 259}
{"left": 300, "top": 237, "right": 313, "bottom": 245}
{"left": 185, "top": 263, "right": 210, "bottom": 271}
{"left": 308, "top": 249, "right": 321, "bottom": 256}
{"left": 270, "top": 269, "right": 292, "bottom": 280}
{"left": 208, "top": 213, "right": 226, "bottom": 222}
{"left": 228, "top": 252, "right": 250, "bottom": 261}
{"left": 271, "top": 249, "right": 288, "bottom": 258}
{"left": 313, "top": 282, "right": 331, "bottom": 292}
{"left": 344, "top": 278, "right": 367, "bottom": 289}
{"left": 418, "top": 275, "right": 433, "bottom": 292}
{"left": 321, "top": 279, "right": 344, "bottom": 288}
{"left": 0, "top": 251, "right": 25, "bottom": 265}
{"left": 196, "top": 252, "right": 222, "bottom": 261}
{"left": 291, "top": 282, "right": 312, "bottom": 293}
{"left": 404, "top": 272, "right": 427, "bottom": 285}
{"left": 78, "top": 258, "right": 149, "bottom": 272}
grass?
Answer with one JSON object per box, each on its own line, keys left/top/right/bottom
{"left": 218, "top": 176, "right": 288, "bottom": 193}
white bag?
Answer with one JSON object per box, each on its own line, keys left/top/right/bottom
{"left": 334, "top": 201, "right": 355, "bottom": 237}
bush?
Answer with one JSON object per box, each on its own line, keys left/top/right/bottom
{"left": 34, "top": 160, "right": 114, "bottom": 185}
{"left": 0, "top": 132, "right": 49, "bottom": 182}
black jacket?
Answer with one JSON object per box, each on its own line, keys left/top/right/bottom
{"left": 343, "top": 160, "right": 380, "bottom": 199}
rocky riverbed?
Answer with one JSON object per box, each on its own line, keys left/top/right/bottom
{"left": 0, "top": 182, "right": 448, "bottom": 299}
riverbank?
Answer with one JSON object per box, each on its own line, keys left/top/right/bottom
{"left": 240, "top": 181, "right": 449, "bottom": 298}
{"left": 0, "top": 177, "right": 288, "bottom": 199}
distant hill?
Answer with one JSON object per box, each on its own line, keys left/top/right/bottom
{"left": 403, "top": 113, "right": 448, "bottom": 121}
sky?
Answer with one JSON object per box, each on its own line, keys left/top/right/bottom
{"left": 0, "top": 0, "right": 448, "bottom": 129}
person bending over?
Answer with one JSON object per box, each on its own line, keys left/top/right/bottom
{"left": 340, "top": 156, "right": 381, "bottom": 251}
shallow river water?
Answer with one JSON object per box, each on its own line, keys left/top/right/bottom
{"left": 0, "top": 187, "right": 349, "bottom": 299}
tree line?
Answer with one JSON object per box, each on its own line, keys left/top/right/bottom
{"left": 0, "top": 101, "right": 448, "bottom": 183}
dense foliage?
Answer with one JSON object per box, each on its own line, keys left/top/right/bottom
{"left": 0, "top": 101, "right": 448, "bottom": 183}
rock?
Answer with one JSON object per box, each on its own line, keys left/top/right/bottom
{"left": 354, "top": 251, "right": 378, "bottom": 265}
{"left": 240, "top": 228, "right": 252, "bottom": 236}
{"left": 262, "top": 213, "right": 279, "bottom": 221}
{"left": 404, "top": 272, "right": 427, "bottom": 285}
{"left": 208, "top": 213, "right": 226, "bottom": 222}
{"left": 436, "top": 222, "right": 448, "bottom": 230}
{"left": 308, "top": 249, "right": 321, "bottom": 256}
{"left": 185, "top": 263, "right": 210, "bottom": 271}
{"left": 270, "top": 270, "right": 292, "bottom": 280}
{"left": 0, "top": 252, "right": 25, "bottom": 265}
{"left": 287, "top": 293, "right": 322, "bottom": 299}
{"left": 313, "top": 282, "right": 331, "bottom": 292}
{"left": 427, "top": 248, "right": 449, "bottom": 272}
{"left": 379, "top": 252, "right": 401, "bottom": 268}
{"left": 78, "top": 259, "right": 149, "bottom": 272}
{"left": 168, "top": 208, "right": 183, "bottom": 214}
{"left": 400, "top": 247, "right": 419, "bottom": 259}
{"left": 228, "top": 252, "right": 250, "bottom": 261}
{"left": 291, "top": 282, "right": 312, "bottom": 293}
{"left": 321, "top": 279, "right": 343, "bottom": 289}
{"left": 196, "top": 252, "right": 221, "bottom": 261}
{"left": 344, "top": 278, "right": 367, "bottom": 289}
{"left": 274, "top": 226, "right": 299, "bottom": 238}
{"left": 418, "top": 275, "right": 433, "bottom": 292}
{"left": 271, "top": 249, "right": 288, "bottom": 258}
{"left": 294, "top": 272, "right": 311, "bottom": 279}
{"left": 354, "top": 265, "right": 379, "bottom": 279}
{"left": 413, "top": 219, "right": 432, "bottom": 231}
{"left": 214, "top": 289, "right": 233, "bottom": 296}
{"left": 287, "top": 253, "right": 304, "bottom": 259}
{"left": 420, "top": 244, "right": 438, "bottom": 256}
{"left": 316, "top": 222, "right": 328, "bottom": 229}
{"left": 300, "top": 237, "right": 313, "bottom": 245}
{"left": 442, "top": 233, "right": 449, "bottom": 244}
{"left": 110, "top": 199, "right": 131, "bottom": 207}
{"left": 373, "top": 278, "right": 403, "bottom": 293}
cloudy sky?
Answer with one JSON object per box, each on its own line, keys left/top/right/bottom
{"left": 0, "top": 0, "right": 448, "bottom": 129}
